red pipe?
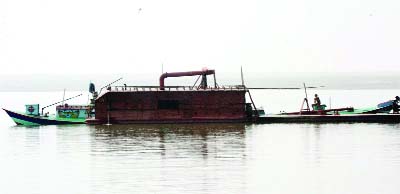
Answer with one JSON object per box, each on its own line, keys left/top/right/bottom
{"left": 159, "top": 69, "right": 215, "bottom": 90}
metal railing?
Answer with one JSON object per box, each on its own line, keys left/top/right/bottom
{"left": 97, "top": 85, "right": 247, "bottom": 98}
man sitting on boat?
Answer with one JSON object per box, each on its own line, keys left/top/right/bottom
{"left": 314, "top": 94, "right": 321, "bottom": 106}
{"left": 312, "top": 94, "right": 326, "bottom": 111}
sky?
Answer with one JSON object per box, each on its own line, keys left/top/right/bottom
{"left": 0, "top": 0, "right": 399, "bottom": 76}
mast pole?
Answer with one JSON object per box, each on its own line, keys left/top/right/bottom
{"left": 303, "top": 83, "right": 308, "bottom": 100}
{"left": 241, "top": 66, "right": 245, "bottom": 86}
{"left": 62, "top": 89, "right": 66, "bottom": 107}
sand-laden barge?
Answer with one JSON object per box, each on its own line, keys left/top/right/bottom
{"left": 86, "top": 69, "right": 258, "bottom": 124}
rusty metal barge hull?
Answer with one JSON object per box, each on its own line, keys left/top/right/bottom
{"left": 86, "top": 69, "right": 259, "bottom": 125}
{"left": 86, "top": 118, "right": 247, "bottom": 125}
{"left": 90, "top": 90, "right": 248, "bottom": 125}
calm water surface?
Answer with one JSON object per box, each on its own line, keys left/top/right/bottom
{"left": 1, "top": 91, "right": 400, "bottom": 194}
{"left": 1, "top": 123, "right": 400, "bottom": 194}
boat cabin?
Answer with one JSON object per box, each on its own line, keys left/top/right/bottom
{"left": 56, "top": 104, "right": 90, "bottom": 119}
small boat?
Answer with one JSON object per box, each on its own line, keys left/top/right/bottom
{"left": 3, "top": 105, "right": 89, "bottom": 126}
{"left": 259, "top": 98, "right": 400, "bottom": 123}
{"left": 3, "top": 93, "right": 94, "bottom": 126}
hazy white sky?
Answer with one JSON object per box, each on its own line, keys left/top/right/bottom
{"left": 0, "top": 0, "right": 399, "bottom": 75}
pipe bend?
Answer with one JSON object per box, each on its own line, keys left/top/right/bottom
{"left": 159, "top": 69, "right": 215, "bottom": 90}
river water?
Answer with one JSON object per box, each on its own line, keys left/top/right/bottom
{"left": 1, "top": 90, "right": 400, "bottom": 194}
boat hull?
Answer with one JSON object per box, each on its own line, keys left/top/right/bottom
{"left": 256, "top": 114, "right": 400, "bottom": 123}
{"left": 3, "top": 109, "right": 86, "bottom": 126}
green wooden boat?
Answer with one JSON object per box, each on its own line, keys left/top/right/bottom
{"left": 3, "top": 90, "right": 96, "bottom": 126}
{"left": 3, "top": 104, "right": 91, "bottom": 126}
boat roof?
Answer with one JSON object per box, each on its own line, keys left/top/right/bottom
{"left": 56, "top": 105, "right": 89, "bottom": 110}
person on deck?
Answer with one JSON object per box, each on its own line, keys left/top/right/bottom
{"left": 313, "top": 94, "right": 321, "bottom": 106}
{"left": 393, "top": 96, "right": 400, "bottom": 114}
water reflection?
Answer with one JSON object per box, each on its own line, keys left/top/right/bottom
{"left": 91, "top": 123, "right": 246, "bottom": 160}
{"left": 92, "top": 123, "right": 246, "bottom": 137}
{"left": 89, "top": 124, "right": 247, "bottom": 194}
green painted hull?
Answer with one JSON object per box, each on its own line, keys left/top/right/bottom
{"left": 3, "top": 109, "right": 86, "bottom": 126}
